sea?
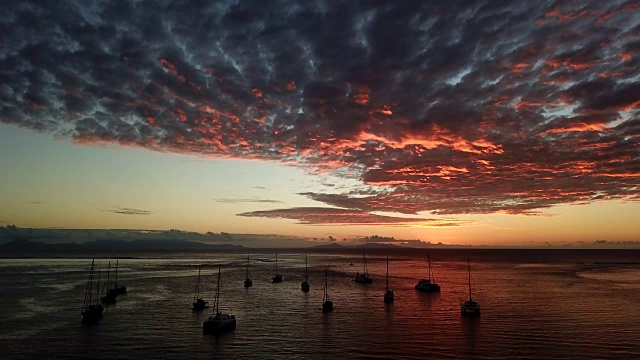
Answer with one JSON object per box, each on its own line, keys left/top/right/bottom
{"left": 1, "top": 248, "right": 639, "bottom": 359}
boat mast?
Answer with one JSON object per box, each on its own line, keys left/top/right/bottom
{"left": 305, "top": 253, "right": 308, "bottom": 281}
{"left": 216, "top": 264, "right": 221, "bottom": 314}
{"left": 427, "top": 251, "right": 432, "bottom": 282}
{"left": 88, "top": 259, "right": 95, "bottom": 305}
{"left": 468, "top": 259, "right": 472, "bottom": 302}
{"left": 275, "top": 253, "right": 278, "bottom": 275}
{"left": 195, "top": 267, "right": 201, "bottom": 301}
{"left": 82, "top": 279, "right": 90, "bottom": 310}
{"left": 386, "top": 256, "right": 389, "bottom": 290}
{"left": 114, "top": 259, "right": 118, "bottom": 288}
{"left": 83, "top": 259, "right": 94, "bottom": 310}
{"left": 246, "top": 254, "right": 250, "bottom": 279}
{"left": 96, "top": 270, "right": 101, "bottom": 305}
{"left": 323, "top": 267, "right": 328, "bottom": 302}
{"left": 362, "top": 245, "right": 368, "bottom": 276}
{"left": 102, "top": 262, "right": 111, "bottom": 295}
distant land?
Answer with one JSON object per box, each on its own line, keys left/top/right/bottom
{"left": 0, "top": 238, "right": 244, "bottom": 253}
{"left": 1, "top": 225, "right": 639, "bottom": 249}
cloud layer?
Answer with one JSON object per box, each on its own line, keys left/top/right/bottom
{"left": 238, "top": 207, "right": 469, "bottom": 226}
{"left": 2, "top": 0, "right": 640, "bottom": 220}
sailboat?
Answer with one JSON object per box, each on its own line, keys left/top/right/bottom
{"left": 81, "top": 259, "right": 104, "bottom": 322}
{"left": 101, "top": 261, "right": 116, "bottom": 304}
{"left": 244, "top": 254, "right": 253, "bottom": 288}
{"left": 321, "top": 267, "right": 333, "bottom": 313}
{"left": 203, "top": 265, "right": 237, "bottom": 334}
{"left": 272, "top": 253, "right": 283, "bottom": 283}
{"left": 354, "top": 245, "right": 372, "bottom": 284}
{"left": 415, "top": 251, "right": 441, "bottom": 292}
{"left": 301, "top": 253, "right": 310, "bottom": 292}
{"left": 383, "top": 256, "right": 394, "bottom": 303}
{"left": 461, "top": 259, "right": 480, "bottom": 316}
{"left": 111, "top": 259, "right": 127, "bottom": 295}
{"left": 192, "top": 267, "right": 209, "bottom": 311}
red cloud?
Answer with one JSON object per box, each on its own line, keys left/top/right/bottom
{"left": 238, "top": 207, "right": 471, "bottom": 227}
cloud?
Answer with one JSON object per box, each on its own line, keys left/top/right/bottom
{"left": 213, "top": 197, "right": 283, "bottom": 204}
{"left": 1, "top": 1, "right": 640, "bottom": 217}
{"left": 238, "top": 207, "right": 470, "bottom": 227}
{"left": 103, "top": 206, "right": 153, "bottom": 216}
{"left": 591, "top": 239, "right": 640, "bottom": 248}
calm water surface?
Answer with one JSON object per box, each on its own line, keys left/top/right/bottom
{"left": 1, "top": 250, "right": 639, "bottom": 359}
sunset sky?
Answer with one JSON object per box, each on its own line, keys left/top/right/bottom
{"left": 1, "top": 1, "right": 640, "bottom": 246}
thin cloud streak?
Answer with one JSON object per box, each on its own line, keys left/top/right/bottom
{"left": 238, "top": 207, "right": 472, "bottom": 227}
{"left": 103, "top": 207, "right": 153, "bottom": 216}
{"left": 213, "top": 197, "right": 283, "bottom": 204}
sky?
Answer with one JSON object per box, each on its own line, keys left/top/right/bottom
{"left": 1, "top": 0, "right": 640, "bottom": 247}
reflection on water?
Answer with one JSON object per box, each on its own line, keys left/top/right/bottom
{"left": 1, "top": 251, "right": 640, "bottom": 359}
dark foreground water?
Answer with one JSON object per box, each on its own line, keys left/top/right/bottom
{"left": 1, "top": 249, "right": 640, "bottom": 359}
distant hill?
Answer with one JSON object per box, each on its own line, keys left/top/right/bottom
{"left": 0, "top": 238, "right": 244, "bottom": 253}
{"left": 309, "top": 243, "right": 346, "bottom": 249}
{"left": 310, "top": 242, "right": 401, "bottom": 249}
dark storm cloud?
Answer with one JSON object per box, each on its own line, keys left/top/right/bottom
{"left": 2, "top": 0, "right": 640, "bottom": 221}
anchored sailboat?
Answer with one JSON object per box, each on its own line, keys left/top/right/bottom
{"left": 272, "top": 253, "right": 283, "bottom": 283}
{"left": 461, "top": 259, "right": 480, "bottom": 316}
{"left": 415, "top": 251, "right": 441, "bottom": 292}
{"left": 322, "top": 267, "right": 333, "bottom": 313}
{"left": 301, "top": 253, "right": 310, "bottom": 292}
{"left": 193, "top": 267, "right": 209, "bottom": 311}
{"left": 383, "top": 256, "right": 394, "bottom": 303}
{"left": 354, "top": 245, "right": 372, "bottom": 284}
{"left": 203, "top": 265, "right": 237, "bottom": 334}
{"left": 244, "top": 254, "right": 253, "bottom": 288}
{"left": 81, "top": 259, "right": 104, "bottom": 323}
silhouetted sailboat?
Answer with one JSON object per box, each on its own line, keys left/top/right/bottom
{"left": 383, "top": 256, "right": 394, "bottom": 303}
{"left": 203, "top": 265, "right": 236, "bottom": 334}
{"left": 461, "top": 259, "right": 480, "bottom": 316}
{"left": 244, "top": 254, "right": 253, "bottom": 288}
{"left": 272, "top": 253, "right": 283, "bottom": 283}
{"left": 322, "top": 267, "right": 333, "bottom": 313}
{"left": 111, "top": 259, "right": 126, "bottom": 295}
{"left": 101, "top": 261, "right": 116, "bottom": 304}
{"left": 354, "top": 245, "right": 372, "bottom": 284}
{"left": 81, "top": 259, "right": 104, "bottom": 322}
{"left": 301, "top": 253, "right": 310, "bottom": 292}
{"left": 415, "top": 251, "right": 441, "bottom": 292}
{"left": 193, "top": 267, "right": 209, "bottom": 311}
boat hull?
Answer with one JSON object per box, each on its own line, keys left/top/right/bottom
{"left": 81, "top": 305, "right": 104, "bottom": 323}
{"left": 461, "top": 308, "right": 481, "bottom": 317}
{"left": 244, "top": 279, "right": 253, "bottom": 288}
{"left": 193, "top": 299, "right": 209, "bottom": 311}
{"left": 461, "top": 301, "right": 481, "bottom": 317}
{"left": 203, "top": 317, "right": 236, "bottom": 334}
{"left": 384, "top": 290, "right": 395, "bottom": 303}
{"left": 322, "top": 300, "right": 333, "bottom": 313}
{"left": 272, "top": 275, "right": 283, "bottom": 283}
{"left": 415, "top": 280, "right": 440, "bottom": 292}
{"left": 113, "top": 285, "right": 126, "bottom": 295}
{"left": 301, "top": 281, "right": 310, "bottom": 292}
{"left": 354, "top": 275, "right": 372, "bottom": 284}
